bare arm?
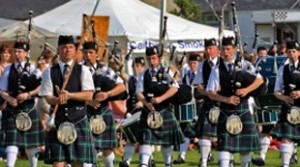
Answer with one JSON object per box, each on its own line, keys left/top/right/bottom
{"left": 153, "top": 87, "right": 178, "bottom": 103}
{"left": 44, "top": 90, "right": 93, "bottom": 106}
{"left": 209, "top": 91, "right": 240, "bottom": 106}
{"left": 197, "top": 84, "right": 209, "bottom": 96}
{"left": 274, "top": 91, "right": 294, "bottom": 106}
{"left": 236, "top": 77, "right": 264, "bottom": 97}
{"left": 107, "top": 83, "right": 126, "bottom": 97}
{"left": 95, "top": 83, "right": 126, "bottom": 102}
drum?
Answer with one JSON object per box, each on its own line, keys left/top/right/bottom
{"left": 120, "top": 111, "right": 141, "bottom": 144}
{"left": 256, "top": 56, "right": 287, "bottom": 94}
{"left": 255, "top": 106, "right": 280, "bottom": 125}
{"left": 174, "top": 103, "right": 196, "bottom": 123}
{"left": 255, "top": 56, "right": 288, "bottom": 107}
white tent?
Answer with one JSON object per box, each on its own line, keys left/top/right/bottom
{"left": 0, "top": 22, "right": 58, "bottom": 41}
{"left": 0, "top": 22, "right": 58, "bottom": 59}
{"left": 32, "top": 0, "right": 233, "bottom": 52}
{"left": 0, "top": 18, "right": 18, "bottom": 29}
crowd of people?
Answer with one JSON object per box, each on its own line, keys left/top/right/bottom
{"left": 0, "top": 34, "right": 299, "bottom": 167}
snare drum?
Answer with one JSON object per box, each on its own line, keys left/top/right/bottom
{"left": 174, "top": 103, "right": 196, "bottom": 123}
{"left": 255, "top": 107, "right": 280, "bottom": 125}
{"left": 120, "top": 111, "right": 141, "bottom": 144}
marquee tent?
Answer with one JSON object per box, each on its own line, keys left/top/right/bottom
{"left": 0, "top": 22, "right": 58, "bottom": 59}
{"left": 0, "top": 22, "right": 58, "bottom": 41}
{"left": 31, "top": 0, "right": 233, "bottom": 52}
{"left": 0, "top": 18, "right": 18, "bottom": 29}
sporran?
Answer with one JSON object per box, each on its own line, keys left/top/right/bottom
{"left": 287, "top": 106, "right": 300, "bottom": 125}
{"left": 147, "top": 111, "right": 163, "bottom": 129}
{"left": 57, "top": 122, "right": 77, "bottom": 145}
{"left": 89, "top": 115, "right": 106, "bottom": 135}
{"left": 208, "top": 107, "right": 220, "bottom": 124}
{"left": 15, "top": 112, "right": 32, "bottom": 131}
{"left": 226, "top": 115, "right": 243, "bottom": 135}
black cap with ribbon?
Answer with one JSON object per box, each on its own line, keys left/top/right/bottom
{"left": 145, "top": 45, "right": 160, "bottom": 57}
{"left": 58, "top": 35, "right": 75, "bottom": 46}
{"left": 14, "top": 41, "right": 30, "bottom": 51}
{"left": 83, "top": 41, "right": 98, "bottom": 51}
{"left": 286, "top": 40, "right": 300, "bottom": 50}
{"left": 204, "top": 38, "right": 218, "bottom": 48}
{"left": 222, "top": 36, "right": 236, "bottom": 46}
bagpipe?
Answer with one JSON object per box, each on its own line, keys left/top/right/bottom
{"left": 157, "top": 16, "right": 192, "bottom": 105}
{"left": 85, "top": 14, "right": 127, "bottom": 101}
{"left": 230, "top": 2, "right": 267, "bottom": 98}
{"left": 11, "top": 11, "right": 42, "bottom": 98}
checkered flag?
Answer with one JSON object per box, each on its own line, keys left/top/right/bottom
{"left": 274, "top": 11, "right": 288, "bottom": 21}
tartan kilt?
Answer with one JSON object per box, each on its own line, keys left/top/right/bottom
{"left": 87, "top": 107, "right": 118, "bottom": 149}
{"left": 195, "top": 103, "right": 217, "bottom": 138}
{"left": 217, "top": 103, "right": 261, "bottom": 153}
{"left": 137, "top": 106, "right": 184, "bottom": 147}
{"left": 179, "top": 122, "right": 196, "bottom": 138}
{"left": 1, "top": 107, "right": 44, "bottom": 148}
{"left": 44, "top": 116, "right": 96, "bottom": 164}
{"left": 271, "top": 108, "right": 300, "bottom": 143}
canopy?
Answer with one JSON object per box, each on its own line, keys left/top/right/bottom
{"left": 0, "top": 22, "right": 58, "bottom": 59}
{"left": 0, "top": 22, "right": 58, "bottom": 41}
{"left": 0, "top": 18, "right": 18, "bottom": 29}
{"left": 32, "top": 0, "right": 233, "bottom": 51}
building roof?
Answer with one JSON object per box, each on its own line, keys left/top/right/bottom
{"left": 196, "top": 0, "right": 300, "bottom": 12}
{"left": 0, "top": 0, "right": 69, "bottom": 20}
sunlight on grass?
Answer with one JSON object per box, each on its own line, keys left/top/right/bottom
{"left": 1, "top": 149, "right": 298, "bottom": 167}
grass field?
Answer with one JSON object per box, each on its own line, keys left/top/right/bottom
{"left": 0, "top": 148, "right": 299, "bottom": 167}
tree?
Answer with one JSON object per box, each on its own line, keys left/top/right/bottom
{"left": 170, "top": 0, "right": 201, "bottom": 22}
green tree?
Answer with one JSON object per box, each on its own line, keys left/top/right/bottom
{"left": 170, "top": 0, "right": 201, "bottom": 22}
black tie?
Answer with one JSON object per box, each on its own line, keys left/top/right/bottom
{"left": 89, "top": 67, "right": 93, "bottom": 74}
{"left": 209, "top": 60, "right": 214, "bottom": 68}
{"left": 291, "top": 65, "right": 295, "bottom": 72}
{"left": 150, "top": 69, "right": 156, "bottom": 77}
{"left": 228, "top": 63, "right": 233, "bottom": 73}
{"left": 17, "top": 64, "right": 23, "bottom": 73}
{"left": 63, "top": 64, "right": 70, "bottom": 76}
{"left": 190, "top": 72, "right": 195, "bottom": 84}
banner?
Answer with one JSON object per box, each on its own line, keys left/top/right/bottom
{"left": 81, "top": 15, "right": 109, "bottom": 60}
{"left": 128, "top": 40, "right": 205, "bottom": 53}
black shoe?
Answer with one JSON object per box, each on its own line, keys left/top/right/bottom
{"left": 173, "top": 156, "right": 185, "bottom": 164}
{"left": 290, "top": 153, "right": 298, "bottom": 165}
{"left": 251, "top": 157, "right": 265, "bottom": 166}
{"left": 208, "top": 152, "right": 214, "bottom": 163}
{"left": 119, "top": 161, "right": 130, "bottom": 167}
{"left": 149, "top": 159, "right": 156, "bottom": 167}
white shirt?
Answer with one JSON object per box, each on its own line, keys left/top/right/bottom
{"left": 181, "top": 70, "right": 201, "bottom": 86}
{"left": 206, "top": 59, "right": 260, "bottom": 93}
{"left": 136, "top": 65, "right": 179, "bottom": 93}
{"left": 198, "top": 57, "right": 219, "bottom": 84}
{"left": 274, "top": 60, "right": 299, "bottom": 92}
{"left": 0, "top": 61, "right": 36, "bottom": 91}
{"left": 39, "top": 60, "right": 94, "bottom": 96}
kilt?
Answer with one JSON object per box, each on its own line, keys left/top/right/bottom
{"left": 1, "top": 107, "right": 44, "bottom": 148}
{"left": 179, "top": 122, "right": 195, "bottom": 138}
{"left": 217, "top": 102, "right": 261, "bottom": 153}
{"left": 195, "top": 103, "right": 217, "bottom": 138}
{"left": 44, "top": 116, "right": 96, "bottom": 164}
{"left": 271, "top": 108, "right": 300, "bottom": 143}
{"left": 137, "top": 106, "right": 184, "bottom": 147}
{"left": 87, "top": 107, "right": 118, "bottom": 149}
